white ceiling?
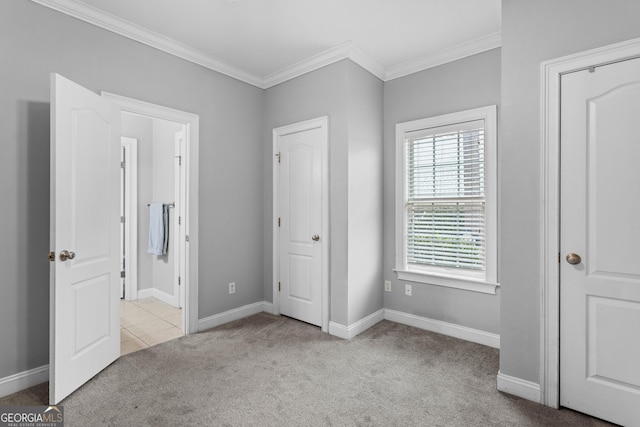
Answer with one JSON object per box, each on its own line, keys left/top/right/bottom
{"left": 33, "top": 0, "right": 501, "bottom": 88}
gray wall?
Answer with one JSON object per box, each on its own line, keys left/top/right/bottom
{"left": 346, "top": 62, "right": 384, "bottom": 325}
{"left": 0, "top": 0, "right": 264, "bottom": 380}
{"left": 383, "top": 49, "right": 501, "bottom": 334}
{"left": 500, "top": 0, "right": 640, "bottom": 383}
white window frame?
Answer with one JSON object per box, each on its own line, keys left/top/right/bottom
{"left": 395, "top": 105, "right": 499, "bottom": 294}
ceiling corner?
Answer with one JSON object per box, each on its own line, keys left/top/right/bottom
{"left": 262, "top": 42, "right": 351, "bottom": 89}
{"left": 346, "top": 44, "right": 387, "bottom": 82}
{"left": 262, "top": 41, "right": 386, "bottom": 89}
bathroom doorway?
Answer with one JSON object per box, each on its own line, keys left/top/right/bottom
{"left": 118, "top": 114, "right": 186, "bottom": 355}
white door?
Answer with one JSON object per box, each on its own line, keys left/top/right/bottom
{"left": 49, "top": 74, "right": 121, "bottom": 404}
{"left": 560, "top": 57, "right": 640, "bottom": 426}
{"left": 120, "top": 145, "right": 126, "bottom": 299}
{"left": 276, "top": 121, "right": 325, "bottom": 327}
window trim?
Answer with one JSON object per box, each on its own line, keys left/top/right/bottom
{"left": 395, "top": 105, "right": 499, "bottom": 294}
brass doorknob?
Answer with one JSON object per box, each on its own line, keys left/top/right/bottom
{"left": 312, "top": 234, "right": 320, "bottom": 242}
{"left": 60, "top": 250, "right": 76, "bottom": 261}
{"left": 566, "top": 253, "right": 581, "bottom": 265}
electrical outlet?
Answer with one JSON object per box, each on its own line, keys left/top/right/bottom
{"left": 404, "top": 284, "right": 412, "bottom": 296}
{"left": 384, "top": 280, "right": 392, "bottom": 292}
{"left": 229, "top": 282, "right": 236, "bottom": 294}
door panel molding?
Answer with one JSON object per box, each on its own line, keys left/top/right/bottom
{"left": 272, "top": 117, "right": 329, "bottom": 332}
{"left": 540, "top": 36, "right": 640, "bottom": 409}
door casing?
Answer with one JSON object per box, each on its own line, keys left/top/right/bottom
{"left": 103, "top": 91, "right": 200, "bottom": 335}
{"left": 272, "top": 116, "right": 330, "bottom": 332}
{"left": 540, "top": 36, "right": 640, "bottom": 408}
{"left": 121, "top": 136, "right": 138, "bottom": 301}
{"left": 174, "top": 130, "right": 187, "bottom": 309}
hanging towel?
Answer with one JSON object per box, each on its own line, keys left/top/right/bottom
{"left": 147, "top": 203, "right": 165, "bottom": 255}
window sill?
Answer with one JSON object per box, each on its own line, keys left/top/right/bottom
{"left": 394, "top": 269, "right": 499, "bottom": 294}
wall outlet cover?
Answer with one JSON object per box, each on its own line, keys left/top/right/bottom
{"left": 229, "top": 282, "right": 236, "bottom": 294}
{"left": 404, "top": 284, "right": 412, "bottom": 296}
{"left": 384, "top": 280, "right": 392, "bottom": 292}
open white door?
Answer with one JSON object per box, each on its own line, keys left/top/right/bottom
{"left": 49, "top": 74, "right": 121, "bottom": 404}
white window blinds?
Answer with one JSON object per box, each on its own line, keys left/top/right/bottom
{"left": 405, "top": 119, "right": 486, "bottom": 272}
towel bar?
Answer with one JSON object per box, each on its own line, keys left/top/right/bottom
{"left": 147, "top": 202, "right": 175, "bottom": 207}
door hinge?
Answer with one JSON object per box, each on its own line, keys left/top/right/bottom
{"left": 48, "top": 251, "right": 55, "bottom": 262}
{"left": 278, "top": 282, "right": 281, "bottom": 292}
{"left": 178, "top": 276, "right": 181, "bottom": 285}
{"left": 179, "top": 216, "right": 181, "bottom": 225}
{"left": 175, "top": 155, "right": 182, "bottom": 166}
{"left": 558, "top": 252, "right": 561, "bottom": 264}
{"left": 121, "top": 215, "right": 126, "bottom": 223}
{"left": 121, "top": 161, "right": 126, "bottom": 169}
{"left": 121, "top": 270, "right": 126, "bottom": 278}
{"left": 186, "top": 235, "right": 190, "bottom": 242}
{"left": 275, "top": 152, "right": 281, "bottom": 163}
{"left": 278, "top": 218, "right": 281, "bottom": 227}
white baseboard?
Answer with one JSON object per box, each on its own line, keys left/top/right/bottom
{"left": 497, "top": 370, "right": 542, "bottom": 403}
{"left": 137, "top": 288, "right": 153, "bottom": 300}
{"left": 328, "top": 322, "right": 349, "bottom": 339}
{"left": 262, "top": 301, "right": 275, "bottom": 315}
{"left": 328, "top": 309, "right": 499, "bottom": 348}
{"left": 0, "top": 365, "right": 49, "bottom": 399}
{"left": 136, "top": 288, "right": 178, "bottom": 307}
{"left": 151, "top": 288, "right": 177, "bottom": 307}
{"left": 198, "top": 301, "right": 272, "bottom": 332}
{"left": 384, "top": 309, "right": 500, "bottom": 349}
{"left": 329, "top": 309, "right": 385, "bottom": 340}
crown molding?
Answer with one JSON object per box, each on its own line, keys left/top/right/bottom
{"left": 30, "top": 0, "right": 501, "bottom": 89}
{"left": 385, "top": 31, "right": 502, "bottom": 81}
{"left": 30, "top": 0, "right": 264, "bottom": 87}
{"left": 262, "top": 41, "right": 386, "bottom": 89}
{"left": 347, "top": 43, "right": 388, "bottom": 82}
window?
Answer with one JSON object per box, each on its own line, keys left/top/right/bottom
{"left": 395, "top": 106, "right": 498, "bottom": 294}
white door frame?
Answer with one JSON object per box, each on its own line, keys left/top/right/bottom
{"left": 103, "top": 91, "right": 199, "bottom": 335}
{"left": 121, "top": 137, "right": 138, "bottom": 301}
{"left": 272, "top": 116, "right": 330, "bottom": 332}
{"left": 174, "top": 130, "right": 187, "bottom": 309}
{"left": 540, "top": 36, "right": 640, "bottom": 408}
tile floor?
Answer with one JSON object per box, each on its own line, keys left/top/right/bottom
{"left": 120, "top": 297, "right": 182, "bottom": 355}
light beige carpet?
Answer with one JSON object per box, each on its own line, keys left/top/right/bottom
{"left": 1, "top": 313, "right": 613, "bottom": 426}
